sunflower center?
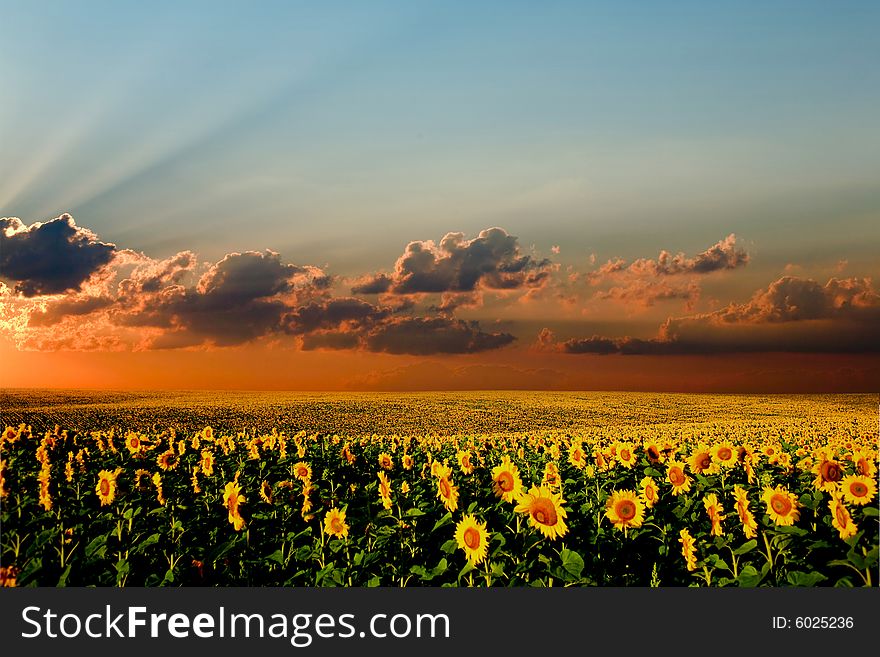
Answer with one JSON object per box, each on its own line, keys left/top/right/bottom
{"left": 530, "top": 498, "right": 558, "bottom": 526}
{"left": 497, "top": 471, "right": 514, "bottom": 492}
{"left": 835, "top": 505, "right": 848, "bottom": 526}
{"left": 669, "top": 467, "right": 684, "bottom": 485}
{"left": 463, "top": 527, "right": 481, "bottom": 550}
{"left": 648, "top": 446, "right": 659, "bottom": 460}
{"left": 621, "top": 449, "right": 631, "bottom": 461}
{"left": 439, "top": 478, "right": 451, "bottom": 498}
{"left": 698, "top": 455, "right": 711, "bottom": 469}
{"left": 617, "top": 500, "right": 636, "bottom": 520}
{"left": 850, "top": 482, "right": 867, "bottom": 497}
{"left": 645, "top": 486, "right": 656, "bottom": 501}
{"left": 331, "top": 518, "right": 343, "bottom": 533}
{"left": 821, "top": 462, "right": 842, "bottom": 482}
{"left": 771, "top": 494, "right": 791, "bottom": 514}
{"left": 100, "top": 479, "right": 110, "bottom": 496}
{"left": 718, "top": 448, "right": 732, "bottom": 461}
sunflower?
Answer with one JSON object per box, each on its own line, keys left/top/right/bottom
{"left": 850, "top": 448, "right": 877, "bottom": 478}
{"left": 732, "top": 485, "right": 757, "bottom": 539}
{"left": 761, "top": 485, "right": 800, "bottom": 526}
{"left": 431, "top": 460, "right": 451, "bottom": 479}
{"left": 324, "top": 507, "right": 350, "bottom": 539}
{"left": 400, "top": 481, "right": 410, "bottom": 494}
{"left": 436, "top": 475, "right": 459, "bottom": 513}
{"left": 95, "top": 469, "right": 120, "bottom": 506}
{"left": 157, "top": 449, "right": 179, "bottom": 471}
{"left": 491, "top": 455, "right": 522, "bottom": 503}
{"left": 542, "top": 461, "right": 561, "bottom": 489}
{"left": 201, "top": 426, "right": 214, "bottom": 441}
{"left": 568, "top": 443, "right": 587, "bottom": 470}
{"left": 378, "top": 452, "right": 393, "bottom": 470}
{"left": 402, "top": 453, "right": 414, "bottom": 470}
{"left": 457, "top": 450, "right": 475, "bottom": 475}
{"left": 616, "top": 442, "right": 637, "bottom": 469}
{"left": 199, "top": 449, "right": 215, "bottom": 477}
{"left": 454, "top": 514, "right": 489, "bottom": 565}
{"left": 124, "top": 432, "right": 143, "bottom": 455}
{"left": 688, "top": 446, "right": 718, "bottom": 476}
{"left": 223, "top": 479, "right": 246, "bottom": 531}
{"left": 710, "top": 443, "right": 737, "bottom": 468}
{"left": 293, "top": 461, "right": 312, "bottom": 483}
{"left": 152, "top": 472, "right": 166, "bottom": 506}
{"left": 812, "top": 458, "right": 844, "bottom": 492}
{"left": 643, "top": 439, "right": 664, "bottom": 464}
{"left": 260, "top": 480, "right": 274, "bottom": 505}
{"left": 377, "top": 471, "right": 393, "bottom": 510}
{"left": 679, "top": 529, "right": 697, "bottom": 571}
{"left": 191, "top": 466, "right": 201, "bottom": 494}
{"left": 666, "top": 460, "right": 692, "bottom": 496}
{"left": 639, "top": 476, "right": 659, "bottom": 509}
{"left": 515, "top": 485, "right": 568, "bottom": 540}
{"left": 703, "top": 493, "right": 725, "bottom": 537}
{"left": 38, "top": 465, "right": 52, "bottom": 511}
{"left": 828, "top": 496, "right": 858, "bottom": 540}
{"left": 605, "top": 490, "right": 645, "bottom": 532}
{"left": 839, "top": 474, "right": 876, "bottom": 506}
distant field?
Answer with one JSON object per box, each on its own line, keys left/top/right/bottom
{"left": 2, "top": 389, "right": 877, "bottom": 435}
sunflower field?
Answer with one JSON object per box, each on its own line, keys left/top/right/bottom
{"left": 0, "top": 392, "right": 877, "bottom": 587}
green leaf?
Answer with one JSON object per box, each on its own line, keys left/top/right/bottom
{"left": 786, "top": 571, "right": 827, "bottom": 587}
{"left": 737, "top": 564, "right": 761, "bottom": 587}
{"left": 733, "top": 539, "right": 758, "bottom": 556}
{"left": 457, "top": 560, "right": 476, "bottom": 581}
{"left": 405, "top": 508, "right": 426, "bottom": 517}
{"left": 559, "top": 548, "right": 584, "bottom": 579}
{"left": 432, "top": 512, "right": 453, "bottom": 532}
{"left": 85, "top": 535, "right": 107, "bottom": 560}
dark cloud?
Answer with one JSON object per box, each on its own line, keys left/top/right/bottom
{"left": 0, "top": 214, "right": 116, "bottom": 296}
{"left": 352, "top": 227, "right": 552, "bottom": 296}
{"left": 283, "top": 297, "right": 391, "bottom": 335}
{"left": 364, "top": 317, "right": 516, "bottom": 355}
{"left": 542, "top": 276, "right": 880, "bottom": 355}
{"left": 27, "top": 296, "right": 114, "bottom": 327}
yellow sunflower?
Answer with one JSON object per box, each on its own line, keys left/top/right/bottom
{"left": 515, "top": 485, "right": 568, "bottom": 540}
{"left": 639, "top": 476, "right": 659, "bottom": 509}
{"left": 454, "top": 514, "right": 489, "bottom": 565}
{"left": 643, "top": 439, "right": 664, "bottom": 465}
{"left": 839, "top": 474, "right": 876, "bottom": 506}
{"left": 260, "top": 480, "right": 273, "bottom": 505}
{"left": 436, "top": 475, "right": 459, "bottom": 513}
{"left": 850, "top": 448, "right": 877, "bottom": 478}
{"left": 703, "top": 493, "right": 725, "bottom": 537}
{"left": 542, "top": 461, "right": 561, "bottom": 489}
{"left": 828, "top": 495, "right": 858, "bottom": 540}
{"left": 200, "top": 449, "right": 215, "bottom": 477}
{"left": 223, "top": 479, "right": 246, "bottom": 531}
{"left": 95, "top": 469, "right": 120, "bottom": 506}
{"left": 616, "top": 442, "right": 637, "bottom": 469}
{"left": 666, "top": 460, "right": 692, "bottom": 495}
{"left": 605, "top": 490, "right": 645, "bottom": 532}
{"left": 402, "top": 453, "right": 414, "bottom": 470}
{"left": 679, "top": 529, "right": 697, "bottom": 571}
{"left": 710, "top": 443, "right": 737, "bottom": 468}
{"left": 732, "top": 485, "right": 757, "bottom": 539}
{"left": 761, "top": 485, "right": 800, "bottom": 526}
{"left": 491, "top": 455, "right": 522, "bottom": 503}
{"left": 568, "top": 442, "right": 587, "bottom": 470}
{"left": 124, "top": 432, "right": 143, "bottom": 455}
{"left": 293, "top": 461, "right": 312, "bottom": 483}
{"left": 156, "top": 449, "right": 179, "bottom": 471}
{"left": 377, "top": 471, "right": 393, "bottom": 510}
{"left": 812, "top": 458, "right": 844, "bottom": 492}
{"left": 378, "top": 452, "right": 393, "bottom": 470}
{"left": 323, "top": 507, "right": 350, "bottom": 539}
{"left": 688, "top": 445, "right": 718, "bottom": 476}
{"left": 457, "top": 450, "right": 475, "bottom": 475}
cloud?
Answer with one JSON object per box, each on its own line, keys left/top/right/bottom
{"left": 594, "top": 279, "right": 700, "bottom": 310}
{"left": 352, "top": 227, "right": 552, "bottom": 296}
{"left": 541, "top": 276, "right": 880, "bottom": 355}
{"left": 1, "top": 214, "right": 117, "bottom": 296}
{"left": 626, "top": 234, "right": 749, "bottom": 277}
{"left": 0, "top": 215, "right": 519, "bottom": 356}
